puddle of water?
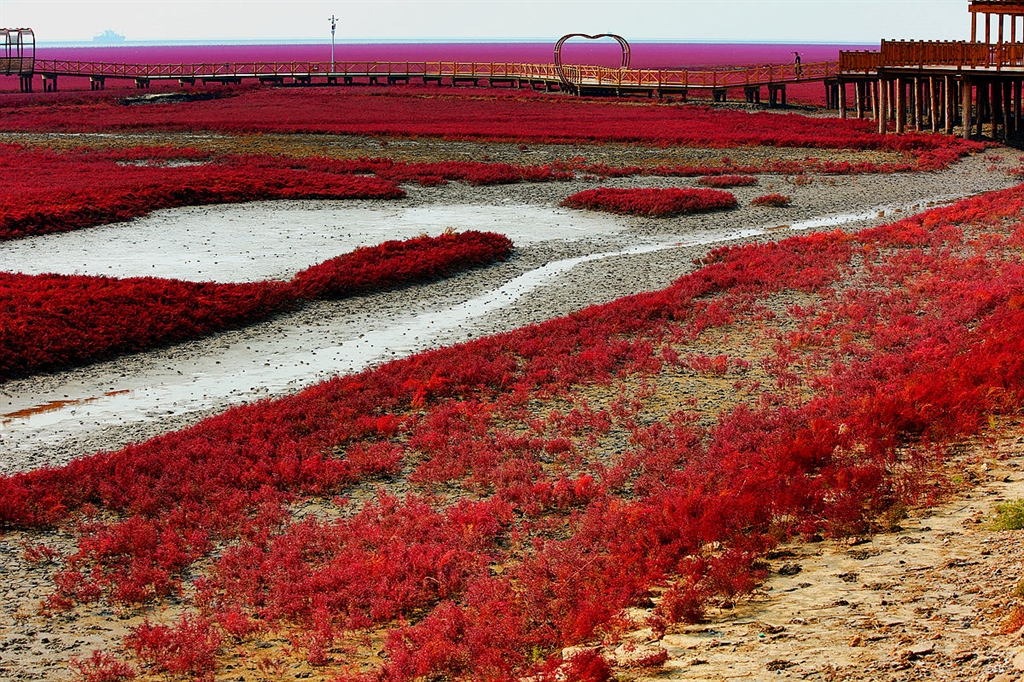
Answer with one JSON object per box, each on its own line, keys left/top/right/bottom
{"left": 0, "top": 202, "right": 626, "bottom": 283}
{"left": 785, "top": 195, "right": 961, "bottom": 232}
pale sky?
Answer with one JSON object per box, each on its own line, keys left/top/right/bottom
{"left": 1, "top": 0, "right": 972, "bottom": 44}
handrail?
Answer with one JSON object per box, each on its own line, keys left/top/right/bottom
{"left": 27, "top": 58, "right": 839, "bottom": 89}
{"left": 840, "top": 40, "right": 1024, "bottom": 73}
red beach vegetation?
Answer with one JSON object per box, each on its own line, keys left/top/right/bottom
{"left": 0, "top": 231, "right": 512, "bottom": 379}
{"left": 0, "top": 88, "right": 982, "bottom": 170}
{"left": 4, "top": 184, "right": 1024, "bottom": 679}
{"left": 751, "top": 192, "right": 793, "bottom": 207}
{"left": 561, "top": 187, "right": 738, "bottom": 216}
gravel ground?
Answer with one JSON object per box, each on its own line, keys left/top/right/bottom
{"left": 1, "top": 149, "right": 1021, "bottom": 473}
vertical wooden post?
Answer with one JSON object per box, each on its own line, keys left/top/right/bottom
{"left": 871, "top": 80, "right": 879, "bottom": 120}
{"left": 945, "top": 75, "right": 955, "bottom": 134}
{"left": 931, "top": 76, "right": 940, "bottom": 132}
{"left": 963, "top": 77, "right": 973, "bottom": 139}
{"left": 913, "top": 77, "right": 922, "bottom": 128}
{"left": 1015, "top": 79, "right": 1022, "bottom": 133}
{"left": 895, "top": 77, "right": 905, "bottom": 134}
{"left": 973, "top": 13, "right": 978, "bottom": 42}
{"left": 979, "top": 82, "right": 987, "bottom": 137}
{"left": 1000, "top": 14, "right": 1006, "bottom": 44}
{"left": 992, "top": 80, "right": 1002, "bottom": 138}
{"left": 878, "top": 77, "right": 888, "bottom": 134}
{"left": 987, "top": 14, "right": 992, "bottom": 44}
{"left": 839, "top": 80, "right": 847, "bottom": 119}
{"left": 1005, "top": 80, "right": 1014, "bottom": 139}
{"left": 856, "top": 81, "right": 864, "bottom": 119}
{"left": 1014, "top": 15, "right": 1018, "bottom": 44}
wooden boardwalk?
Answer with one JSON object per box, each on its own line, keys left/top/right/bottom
{"left": 837, "top": 39, "right": 1024, "bottom": 139}
{"left": 11, "top": 57, "right": 839, "bottom": 104}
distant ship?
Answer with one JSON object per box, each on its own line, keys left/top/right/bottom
{"left": 93, "top": 30, "right": 126, "bottom": 44}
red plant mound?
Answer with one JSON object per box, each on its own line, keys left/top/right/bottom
{"left": 561, "top": 187, "right": 738, "bottom": 217}
{"left": 751, "top": 193, "right": 792, "bottom": 207}
{"left": 5, "top": 187, "right": 1024, "bottom": 679}
{"left": 0, "top": 145, "right": 405, "bottom": 241}
{"left": 0, "top": 273, "right": 294, "bottom": 379}
{"left": 697, "top": 174, "right": 758, "bottom": 188}
{"left": 0, "top": 231, "right": 512, "bottom": 379}
{"left": 292, "top": 230, "right": 513, "bottom": 299}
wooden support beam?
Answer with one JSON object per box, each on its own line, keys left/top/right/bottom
{"left": 973, "top": 13, "right": 978, "bottom": 42}
{"left": 1004, "top": 80, "right": 1014, "bottom": 138}
{"left": 839, "top": 80, "right": 847, "bottom": 119}
{"left": 964, "top": 78, "right": 973, "bottom": 139}
{"left": 945, "top": 76, "right": 954, "bottom": 134}
{"left": 913, "top": 77, "right": 922, "bottom": 129}
{"left": 987, "top": 14, "right": 992, "bottom": 44}
{"left": 931, "top": 76, "right": 940, "bottom": 132}
{"left": 1016, "top": 79, "right": 1022, "bottom": 133}
{"left": 895, "top": 78, "right": 906, "bottom": 134}
{"left": 993, "top": 80, "right": 1003, "bottom": 138}
{"left": 855, "top": 81, "right": 864, "bottom": 119}
{"left": 1000, "top": 13, "right": 1006, "bottom": 43}
{"left": 979, "top": 82, "right": 987, "bottom": 137}
{"left": 878, "top": 78, "right": 888, "bottom": 134}
{"left": 1014, "top": 14, "right": 1018, "bottom": 43}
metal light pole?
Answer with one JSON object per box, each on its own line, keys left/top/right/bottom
{"left": 329, "top": 14, "right": 337, "bottom": 67}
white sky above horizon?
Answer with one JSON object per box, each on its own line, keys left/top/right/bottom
{"left": 0, "top": 0, "right": 971, "bottom": 44}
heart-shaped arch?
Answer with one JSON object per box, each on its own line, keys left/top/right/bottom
{"left": 553, "top": 33, "right": 631, "bottom": 90}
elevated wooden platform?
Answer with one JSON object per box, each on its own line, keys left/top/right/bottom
{"left": 14, "top": 58, "right": 838, "bottom": 105}
{"left": 838, "top": 39, "right": 1024, "bottom": 139}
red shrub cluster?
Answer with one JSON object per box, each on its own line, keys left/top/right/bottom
{"left": 0, "top": 88, "right": 982, "bottom": 169}
{"left": 0, "top": 145, "right": 404, "bottom": 241}
{"left": 6, "top": 186, "right": 1024, "bottom": 679}
{"left": 292, "top": 230, "right": 512, "bottom": 299}
{"left": 0, "top": 273, "right": 294, "bottom": 379}
{"left": 751, "top": 193, "right": 792, "bottom": 207}
{"left": 697, "top": 174, "right": 757, "bottom": 188}
{"left": 0, "top": 231, "right": 511, "bottom": 379}
{"left": 561, "top": 187, "right": 738, "bottom": 217}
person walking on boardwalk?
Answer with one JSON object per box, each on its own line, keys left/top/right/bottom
{"left": 793, "top": 51, "right": 801, "bottom": 77}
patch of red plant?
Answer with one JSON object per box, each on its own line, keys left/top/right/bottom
{"left": 0, "top": 89, "right": 982, "bottom": 170}
{"left": 697, "top": 174, "right": 757, "bottom": 188}
{"left": 5, "top": 186, "right": 1024, "bottom": 679}
{"left": 561, "top": 187, "right": 737, "bottom": 217}
{"left": 751, "top": 193, "right": 792, "bottom": 207}
{"left": 0, "top": 145, "right": 405, "bottom": 241}
{"left": 0, "top": 231, "right": 512, "bottom": 379}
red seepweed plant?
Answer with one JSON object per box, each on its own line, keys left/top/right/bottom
{"left": 751, "top": 192, "right": 792, "bottom": 207}
{"left": 6, "top": 186, "right": 1024, "bottom": 680}
{"left": 697, "top": 174, "right": 758, "bottom": 188}
{"left": 0, "top": 231, "right": 512, "bottom": 379}
{"left": 0, "top": 87, "right": 983, "bottom": 170}
{"left": 561, "top": 187, "right": 738, "bottom": 217}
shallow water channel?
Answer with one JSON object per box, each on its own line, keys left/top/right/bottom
{"left": 0, "top": 194, "right": 977, "bottom": 469}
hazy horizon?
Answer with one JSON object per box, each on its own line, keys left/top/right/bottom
{"left": 1, "top": 1, "right": 973, "bottom": 45}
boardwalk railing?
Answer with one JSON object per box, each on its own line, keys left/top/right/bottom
{"left": 560, "top": 61, "right": 836, "bottom": 89}
{"left": 840, "top": 40, "right": 1024, "bottom": 73}
{"left": 25, "top": 58, "right": 838, "bottom": 92}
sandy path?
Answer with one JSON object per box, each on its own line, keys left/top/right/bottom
{"left": 615, "top": 427, "right": 1024, "bottom": 682}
